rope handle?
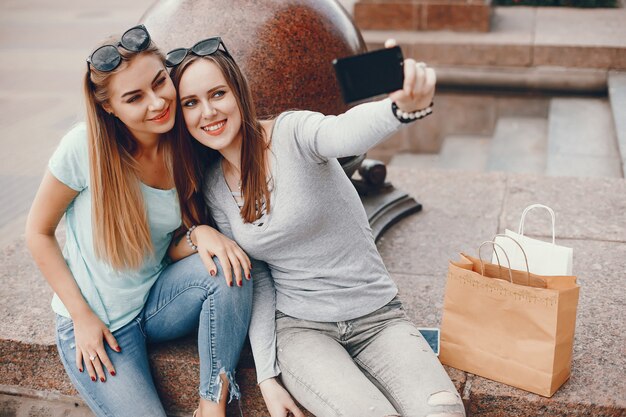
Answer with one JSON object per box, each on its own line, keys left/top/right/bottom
{"left": 478, "top": 241, "right": 513, "bottom": 283}
{"left": 492, "top": 234, "right": 532, "bottom": 286}
{"left": 518, "top": 204, "right": 556, "bottom": 244}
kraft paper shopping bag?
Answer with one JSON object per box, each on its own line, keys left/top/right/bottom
{"left": 441, "top": 245, "right": 579, "bottom": 397}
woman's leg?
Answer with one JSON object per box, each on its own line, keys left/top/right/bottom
{"left": 349, "top": 299, "right": 466, "bottom": 417}
{"left": 275, "top": 313, "right": 399, "bottom": 417}
{"left": 56, "top": 315, "right": 167, "bottom": 417}
{"left": 141, "top": 254, "right": 253, "bottom": 405}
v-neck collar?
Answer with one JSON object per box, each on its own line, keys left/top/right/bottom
{"left": 217, "top": 114, "right": 284, "bottom": 231}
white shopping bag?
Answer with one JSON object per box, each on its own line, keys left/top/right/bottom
{"left": 492, "top": 204, "right": 573, "bottom": 276}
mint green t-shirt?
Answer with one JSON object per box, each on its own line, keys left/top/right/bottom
{"left": 48, "top": 123, "right": 181, "bottom": 331}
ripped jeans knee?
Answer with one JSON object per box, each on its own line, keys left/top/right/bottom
{"left": 425, "top": 390, "right": 466, "bottom": 417}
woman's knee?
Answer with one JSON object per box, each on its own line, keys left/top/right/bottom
{"left": 420, "top": 390, "right": 466, "bottom": 417}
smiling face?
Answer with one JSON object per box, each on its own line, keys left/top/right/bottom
{"left": 177, "top": 58, "right": 243, "bottom": 154}
{"left": 103, "top": 53, "right": 177, "bottom": 143}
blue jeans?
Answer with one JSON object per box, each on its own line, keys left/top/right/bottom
{"left": 55, "top": 254, "right": 253, "bottom": 417}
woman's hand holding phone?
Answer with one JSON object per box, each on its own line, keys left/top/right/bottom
{"left": 385, "top": 39, "right": 436, "bottom": 113}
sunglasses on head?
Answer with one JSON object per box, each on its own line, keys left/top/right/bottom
{"left": 87, "top": 24, "right": 151, "bottom": 73}
{"left": 165, "top": 37, "right": 230, "bottom": 68}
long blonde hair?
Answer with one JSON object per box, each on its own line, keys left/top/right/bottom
{"left": 84, "top": 37, "right": 169, "bottom": 270}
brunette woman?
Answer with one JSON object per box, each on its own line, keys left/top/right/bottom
{"left": 169, "top": 38, "right": 465, "bottom": 417}
{"left": 25, "top": 26, "right": 253, "bottom": 417}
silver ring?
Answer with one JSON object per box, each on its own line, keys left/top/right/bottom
{"left": 89, "top": 355, "right": 96, "bottom": 361}
{"left": 416, "top": 61, "right": 427, "bottom": 69}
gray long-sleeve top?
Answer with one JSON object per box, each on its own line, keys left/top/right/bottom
{"left": 203, "top": 98, "right": 405, "bottom": 383}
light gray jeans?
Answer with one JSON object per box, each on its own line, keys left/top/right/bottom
{"left": 275, "top": 296, "right": 465, "bottom": 417}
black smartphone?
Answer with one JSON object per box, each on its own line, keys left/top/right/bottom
{"left": 333, "top": 46, "right": 404, "bottom": 104}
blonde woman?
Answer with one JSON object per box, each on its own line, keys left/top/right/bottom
{"left": 25, "top": 25, "right": 254, "bottom": 417}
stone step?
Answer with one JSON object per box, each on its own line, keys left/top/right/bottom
{"left": 546, "top": 98, "right": 623, "bottom": 178}
{"left": 362, "top": 7, "right": 626, "bottom": 70}
{"left": 486, "top": 117, "right": 548, "bottom": 174}
{"left": 608, "top": 71, "right": 626, "bottom": 177}
{"left": 389, "top": 134, "right": 491, "bottom": 172}
{"left": 353, "top": 0, "right": 491, "bottom": 32}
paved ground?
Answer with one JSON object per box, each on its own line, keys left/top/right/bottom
{"left": 0, "top": 0, "right": 154, "bottom": 248}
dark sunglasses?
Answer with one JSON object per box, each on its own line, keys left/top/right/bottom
{"left": 87, "top": 25, "right": 151, "bottom": 72}
{"left": 165, "top": 37, "right": 230, "bottom": 68}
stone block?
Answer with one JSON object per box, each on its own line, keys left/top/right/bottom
{"left": 438, "top": 135, "right": 491, "bottom": 171}
{"left": 547, "top": 98, "right": 622, "bottom": 178}
{"left": 608, "top": 71, "right": 626, "bottom": 176}
{"left": 354, "top": 0, "right": 491, "bottom": 32}
{"left": 548, "top": 98, "right": 615, "bottom": 158}
{"left": 533, "top": 45, "right": 620, "bottom": 70}
{"left": 409, "top": 42, "right": 531, "bottom": 67}
{"left": 390, "top": 152, "right": 442, "bottom": 170}
{"left": 486, "top": 117, "right": 547, "bottom": 174}
{"left": 422, "top": 3, "right": 491, "bottom": 32}
{"left": 391, "top": 135, "right": 492, "bottom": 172}
{"left": 534, "top": 8, "right": 626, "bottom": 50}
{"left": 354, "top": 2, "right": 420, "bottom": 30}
{"left": 533, "top": 8, "right": 626, "bottom": 69}
{"left": 363, "top": 7, "right": 533, "bottom": 66}
{"left": 546, "top": 154, "right": 623, "bottom": 179}
{"left": 495, "top": 96, "right": 550, "bottom": 119}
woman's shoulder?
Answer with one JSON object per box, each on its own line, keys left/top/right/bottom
{"left": 267, "top": 110, "right": 317, "bottom": 141}
{"left": 48, "top": 122, "right": 90, "bottom": 191}
{"left": 56, "top": 122, "right": 89, "bottom": 155}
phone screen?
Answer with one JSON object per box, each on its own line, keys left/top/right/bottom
{"left": 418, "top": 328, "right": 440, "bottom": 356}
{"left": 333, "top": 46, "right": 404, "bottom": 104}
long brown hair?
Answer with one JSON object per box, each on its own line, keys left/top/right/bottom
{"left": 85, "top": 36, "right": 170, "bottom": 270}
{"left": 169, "top": 50, "right": 271, "bottom": 225}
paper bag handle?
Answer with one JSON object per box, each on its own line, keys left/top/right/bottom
{"left": 518, "top": 204, "right": 556, "bottom": 244}
{"left": 492, "top": 234, "right": 532, "bottom": 286}
{"left": 478, "top": 241, "right": 513, "bottom": 283}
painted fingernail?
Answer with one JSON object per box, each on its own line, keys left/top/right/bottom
{"left": 100, "top": 377, "right": 105, "bottom": 382}
{"left": 91, "top": 376, "right": 96, "bottom": 382}
{"left": 110, "top": 370, "right": 116, "bottom": 376}
{"left": 228, "top": 281, "right": 233, "bottom": 287}
{"left": 210, "top": 270, "right": 216, "bottom": 276}
{"left": 79, "top": 368, "right": 83, "bottom": 373}
{"left": 237, "top": 280, "right": 242, "bottom": 287}
{"left": 247, "top": 273, "right": 251, "bottom": 279}
{"left": 115, "top": 346, "right": 122, "bottom": 352}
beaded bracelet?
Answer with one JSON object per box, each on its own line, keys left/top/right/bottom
{"left": 391, "top": 101, "right": 434, "bottom": 124}
{"left": 186, "top": 225, "right": 198, "bottom": 251}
